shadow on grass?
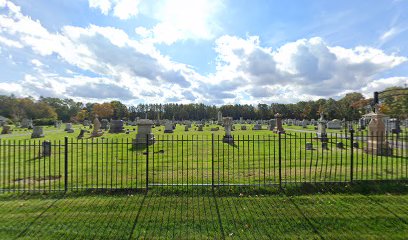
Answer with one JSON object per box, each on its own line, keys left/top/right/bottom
{"left": 0, "top": 181, "right": 406, "bottom": 201}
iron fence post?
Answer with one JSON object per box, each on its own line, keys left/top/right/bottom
{"left": 278, "top": 133, "right": 282, "bottom": 188}
{"left": 211, "top": 133, "right": 215, "bottom": 188}
{"left": 64, "top": 137, "right": 68, "bottom": 192}
{"left": 146, "top": 134, "right": 149, "bottom": 192}
{"left": 350, "top": 129, "right": 354, "bottom": 183}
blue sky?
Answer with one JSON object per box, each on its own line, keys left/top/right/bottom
{"left": 0, "top": 0, "right": 407, "bottom": 105}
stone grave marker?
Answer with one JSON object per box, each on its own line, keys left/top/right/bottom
{"left": 133, "top": 119, "right": 155, "bottom": 146}
{"left": 109, "top": 120, "right": 124, "bottom": 133}
{"left": 222, "top": 117, "right": 234, "bottom": 144}
{"left": 273, "top": 113, "right": 285, "bottom": 134}
{"left": 31, "top": 126, "right": 44, "bottom": 138}
{"left": 1, "top": 125, "right": 12, "bottom": 134}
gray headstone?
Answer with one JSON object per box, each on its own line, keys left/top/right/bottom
{"left": 31, "top": 126, "right": 44, "bottom": 138}
{"left": 109, "top": 120, "right": 124, "bottom": 133}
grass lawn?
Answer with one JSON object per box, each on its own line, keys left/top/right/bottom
{"left": 1, "top": 124, "right": 407, "bottom": 192}
{"left": 0, "top": 187, "right": 407, "bottom": 239}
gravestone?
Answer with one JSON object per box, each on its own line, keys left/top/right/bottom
{"left": 197, "top": 125, "right": 203, "bottom": 131}
{"left": 21, "top": 119, "right": 33, "bottom": 129}
{"left": 42, "top": 141, "right": 51, "bottom": 156}
{"left": 302, "top": 120, "right": 307, "bottom": 128}
{"left": 101, "top": 119, "right": 109, "bottom": 130}
{"left": 268, "top": 119, "right": 276, "bottom": 131}
{"left": 336, "top": 142, "right": 344, "bottom": 149}
{"left": 90, "top": 117, "right": 103, "bottom": 137}
{"left": 321, "top": 142, "right": 328, "bottom": 150}
{"left": 83, "top": 120, "right": 91, "bottom": 126}
{"left": 317, "top": 113, "right": 327, "bottom": 141}
{"left": 327, "top": 119, "right": 342, "bottom": 129}
{"left": 184, "top": 126, "right": 189, "bottom": 131}
{"left": 353, "top": 142, "right": 359, "bottom": 148}
{"left": 164, "top": 121, "right": 174, "bottom": 133}
{"left": 386, "top": 119, "right": 401, "bottom": 134}
{"left": 273, "top": 113, "right": 285, "bottom": 134}
{"left": 65, "top": 123, "right": 74, "bottom": 133}
{"left": 358, "top": 118, "right": 366, "bottom": 130}
{"left": 364, "top": 107, "right": 392, "bottom": 156}
{"left": 1, "top": 125, "right": 12, "bottom": 134}
{"left": 109, "top": 120, "right": 124, "bottom": 133}
{"left": 217, "top": 111, "right": 223, "bottom": 125}
{"left": 31, "top": 126, "right": 44, "bottom": 138}
{"left": 77, "top": 129, "right": 88, "bottom": 139}
{"left": 54, "top": 120, "right": 62, "bottom": 128}
{"left": 252, "top": 123, "right": 262, "bottom": 130}
{"left": 305, "top": 142, "right": 313, "bottom": 150}
{"left": 133, "top": 119, "right": 155, "bottom": 147}
{"left": 241, "top": 125, "right": 247, "bottom": 130}
{"left": 222, "top": 117, "right": 234, "bottom": 144}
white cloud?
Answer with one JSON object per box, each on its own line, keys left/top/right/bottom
{"left": 141, "top": 0, "right": 223, "bottom": 44}
{"left": 0, "top": 82, "right": 23, "bottom": 96}
{"left": 0, "top": 35, "right": 23, "bottom": 48}
{"left": 361, "top": 77, "right": 408, "bottom": 97}
{"left": 30, "top": 59, "right": 43, "bottom": 67}
{"left": 1, "top": 1, "right": 407, "bottom": 105}
{"left": 88, "top": 0, "right": 142, "bottom": 19}
{"left": 88, "top": 0, "right": 224, "bottom": 44}
{"left": 88, "top": 0, "right": 112, "bottom": 15}
{"left": 208, "top": 35, "right": 407, "bottom": 103}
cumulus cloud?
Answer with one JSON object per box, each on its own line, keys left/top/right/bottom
{"left": 89, "top": 0, "right": 224, "bottom": 44}
{"left": 67, "top": 82, "right": 134, "bottom": 100}
{"left": 211, "top": 35, "right": 407, "bottom": 102}
{"left": 0, "top": 0, "right": 407, "bottom": 105}
{"left": 0, "top": 1, "right": 196, "bottom": 103}
{"left": 88, "top": 0, "right": 142, "bottom": 19}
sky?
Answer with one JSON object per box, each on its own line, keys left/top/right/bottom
{"left": 0, "top": 0, "right": 407, "bottom": 105}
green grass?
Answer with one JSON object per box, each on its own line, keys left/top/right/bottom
{"left": 0, "top": 188, "right": 407, "bottom": 239}
{"left": 1, "top": 124, "right": 407, "bottom": 192}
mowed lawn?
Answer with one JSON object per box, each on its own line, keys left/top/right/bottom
{"left": 0, "top": 190, "right": 407, "bottom": 239}
{"left": 1, "top": 124, "right": 407, "bottom": 192}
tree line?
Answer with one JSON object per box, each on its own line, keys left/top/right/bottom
{"left": 0, "top": 87, "right": 406, "bottom": 124}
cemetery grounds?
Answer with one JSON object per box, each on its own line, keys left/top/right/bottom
{"left": 0, "top": 123, "right": 407, "bottom": 239}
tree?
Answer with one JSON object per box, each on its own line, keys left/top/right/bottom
{"left": 111, "top": 101, "right": 129, "bottom": 120}
{"left": 92, "top": 103, "right": 114, "bottom": 119}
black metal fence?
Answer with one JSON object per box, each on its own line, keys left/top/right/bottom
{"left": 0, "top": 131, "right": 407, "bottom": 193}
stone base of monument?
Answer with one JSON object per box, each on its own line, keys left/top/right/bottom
{"left": 316, "top": 133, "right": 328, "bottom": 142}
{"left": 365, "top": 144, "right": 393, "bottom": 156}
{"left": 67, "top": 129, "right": 74, "bottom": 133}
{"left": 1, "top": 125, "right": 12, "bottom": 134}
{"left": 273, "top": 128, "right": 285, "bottom": 134}
{"left": 132, "top": 134, "right": 155, "bottom": 148}
{"left": 252, "top": 125, "right": 262, "bottom": 130}
{"left": 223, "top": 135, "right": 234, "bottom": 144}
{"left": 31, "top": 133, "right": 44, "bottom": 138}
{"left": 90, "top": 130, "right": 103, "bottom": 138}
{"left": 164, "top": 129, "right": 174, "bottom": 133}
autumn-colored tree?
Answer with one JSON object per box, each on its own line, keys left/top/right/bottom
{"left": 73, "top": 109, "right": 89, "bottom": 122}
{"left": 92, "top": 103, "right": 114, "bottom": 119}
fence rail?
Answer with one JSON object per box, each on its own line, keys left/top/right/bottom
{"left": 0, "top": 130, "right": 407, "bottom": 193}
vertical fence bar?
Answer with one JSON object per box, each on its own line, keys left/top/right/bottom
{"left": 211, "top": 133, "right": 215, "bottom": 188}
{"left": 146, "top": 134, "right": 149, "bottom": 192}
{"left": 278, "top": 133, "right": 282, "bottom": 188}
{"left": 64, "top": 137, "right": 68, "bottom": 192}
{"left": 350, "top": 129, "right": 354, "bottom": 183}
